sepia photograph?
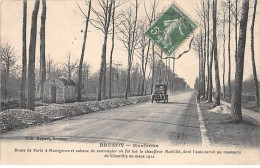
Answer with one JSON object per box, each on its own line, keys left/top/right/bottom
{"left": 0, "top": 0, "right": 259, "bottom": 165}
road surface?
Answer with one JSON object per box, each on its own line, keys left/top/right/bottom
{"left": 0, "top": 92, "right": 202, "bottom": 145}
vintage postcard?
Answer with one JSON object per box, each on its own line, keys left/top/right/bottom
{"left": 0, "top": 0, "right": 259, "bottom": 165}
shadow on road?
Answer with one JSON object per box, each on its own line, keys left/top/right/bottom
{"left": 84, "top": 117, "right": 199, "bottom": 129}
{"left": 164, "top": 102, "right": 196, "bottom": 105}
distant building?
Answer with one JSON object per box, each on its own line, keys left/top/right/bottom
{"left": 43, "top": 77, "right": 76, "bottom": 103}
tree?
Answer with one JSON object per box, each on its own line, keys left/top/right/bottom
{"left": 39, "top": 0, "right": 47, "bottom": 99}
{"left": 158, "top": 49, "right": 163, "bottom": 84}
{"left": 20, "top": 0, "right": 27, "bottom": 108}
{"left": 200, "top": 26, "right": 204, "bottom": 97}
{"left": 228, "top": 0, "right": 232, "bottom": 101}
{"left": 51, "top": 62, "right": 63, "bottom": 78}
{"left": 145, "top": 68, "right": 151, "bottom": 95}
{"left": 108, "top": 0, "right": 115, "bottom": 99}
{"left": 212, "top": 0, "right": 221, "bottom": 106}
{"left": 63, "top": 52, "right": 77, "bottom": 79}
{"left": 47, "top": 54, "right": 53, "bottom": 78}
{"left": 89, "top": 0, "right": 113, "bottom": 100}
{"left": 171, "top": 58, "right": 175, "bottom": 91}
{"left": 208, "top": 40, "right": 214, "bottom": 103}
{"left": 195, "top": 0, "right": 207, "bottom": 98}
{"left": 192, "top": 29, "right": 203, "bottom": 96}
{"left": 27, "top": 0, "right": 40, "bottom": 110}
{"left": 143, "top": 0, "right": 157, "bottom": 94}
{"left": 136, "top": 21, "right": 150, "bottom": 96}
{"left": 114, "top": 63, "right": 122, "bottom": 96}
{"left": 80, "top": 63, "right": 91, "bottom": 94}
{"left": 250, "top": 0, "right": 259, "bottom": 108}
{"left": 207, "top": 0, "right": 211, "bottom": 101}
{"left": 131, "top": 63, "right": 141, "bottom": 95}
{"left": 77, "top": 0, "right": 91, "bottom": 101}
{"left": 221, "top": 1, "right": 227, "bottom": 99}
{"left": 117, "top": 0, "right": 139, "bottom": 99}
{"left": 202, "top": 0, "right": 207, "bottom": 98}
{"left": 235, "top": 0, "right": 238, "bottom": 60}
{"left": 1, "top": 44, "right": 17, "bottom": 102}
{"left": 231, "top": 0, "right": 250, "bottom": 122}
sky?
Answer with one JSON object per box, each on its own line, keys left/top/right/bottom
{"left": 1, "top": 0, "right": 260, "bottom": 88}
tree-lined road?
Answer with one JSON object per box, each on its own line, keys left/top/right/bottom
{"left": 0, "top": 92, "right": 201, "bottom": 145}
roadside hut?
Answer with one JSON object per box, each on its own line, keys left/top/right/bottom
{"left": 43, "top": 77, "right": 76, "bottom": 103}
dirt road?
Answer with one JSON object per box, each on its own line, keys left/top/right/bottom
{"left": 0, "top": 92, "right": 201, "bottom": 145}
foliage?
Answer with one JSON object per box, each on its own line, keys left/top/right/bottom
{"left": 0, "top": 96, "right": 150, "bottom": 133}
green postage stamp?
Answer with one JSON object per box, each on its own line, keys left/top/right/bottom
{"left": 146, "top": 2, "right": 198, "bottom": 56}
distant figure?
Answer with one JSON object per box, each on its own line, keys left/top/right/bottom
{"left": 212, "top": 97, "right": 217, "bottom": 108}
{"left": 195, "top": 90, "right": 200, "bottom": 103}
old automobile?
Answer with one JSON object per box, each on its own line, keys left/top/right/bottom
{"left": 151, "top": 84, "right": 168, "bottom": 103}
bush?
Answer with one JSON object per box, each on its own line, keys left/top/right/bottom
{"left": 1, "top": 95, "right": 151, "bottom": 134}
{"left": 36, "top": 104, "right": 86, "bottom": 118}
{"left": 0, "top": 100, "right": 20, "bottom": 111}
{"left": 0, "top": 109, "right": 51, "bottom": 133}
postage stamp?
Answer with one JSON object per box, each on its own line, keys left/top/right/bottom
{"left": 146, "top": 2, "right": 198, "bottom": 56}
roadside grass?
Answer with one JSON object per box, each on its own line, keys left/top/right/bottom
{"left": 0, "top": 96, "right": 150, "bottom": 134}
{"left": 222, "top": 97, "right": 260, "bottom": 113}
{"left": 199, "top": 99, "right": 260, "bottom": 147}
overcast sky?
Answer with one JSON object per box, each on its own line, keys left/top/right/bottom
{"left": 1, "top": 0, "right": 260, "bottom": 88}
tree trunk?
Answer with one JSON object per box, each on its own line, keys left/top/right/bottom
{"left": 125, "top": 66, "right": 131, "bottom": 99}
{"left": 48, "top": 55, "right": 51, "bottom": 77}
{"left": 231, "top": 0, "right": 249, "bottom": 122}
{"left": 207, "top": 0, "right": 210, "bottom": 100}
{"left": 40, "top": 0, "right": 46, "bottom": 99}
{"left": 159, "top": 49, "right": 163, "bottom": 84}
{"left": 27, "top": 0, "right": 40, "bottom": 111}
{"left": 4, "top": 68, "right": 9, "bottom": 102}
{"left": 250, "top": 0, "right": 259, "bottom": 107}
{"left": 102, "top": 1, "right": 113, "bottom": 99}
{"left": 100, "top": 32, "right": 109, "bottom": 100}
{"left": 78, "top": 0, "right": 91, "bottom": 102}
{"left": 200, "top": 28, "right": 205, "bottom": 97}
{"left": 172, "top": 58, "right": 175, "bottom": 91}
{"left": 198, "top": 28, "right": 202, "bottom": 95}
{"left": 168, "top": 58, "right": 171, "bottom": 87}
{"left": 151, "top": 43, "right": 154, "bottom": 94}
{"left": 125, "top": 0, "right": 138, "bottom": 99}
{"left": 117, "top": 73, "right": 120, "bottom": 97}
{"left": 97, "top": 45, "right": 105, "bottom": 100}
{"left": 213, "top": 0, "right": 221, "bottom": 106}
{"left": 141, "top": 78, "right": 145, "bottom": 96}
{"left": 235, "top": 0, "right": 238, "bottom": 61}
{"left": 102, "top": 57, "right": 107, "bottom": 99}
{"left": 20, "top": 0, "right": 27, "bottom": 108}
{"left": 109, "top": 0, "right": 115, "bottom": 99}
{"left": 203, "top": 1, "right": 206, "bottom": 98}
{"left": 222, "top": 10, "right": 226, "bottom": 99}
{"left": 165, "top": 57, "right": 168, "bottom": 83}
{"left": 137, "top": 81, "right": 140, "bottom": 96}
{"left": 145, "top": 78, "right": 149, "bottom": 95}
{"left": 98, "top": 0, "right": 112, "bottom": 101}
{"left": 208, "top": 45, "right": 213, "bottom": 103}
{"left": 228, "top": 0, "right": 232, "bottom": 101}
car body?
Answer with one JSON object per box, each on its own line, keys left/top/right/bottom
{"left": 151, "top": 84, "right": 168, "bottom": 103}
